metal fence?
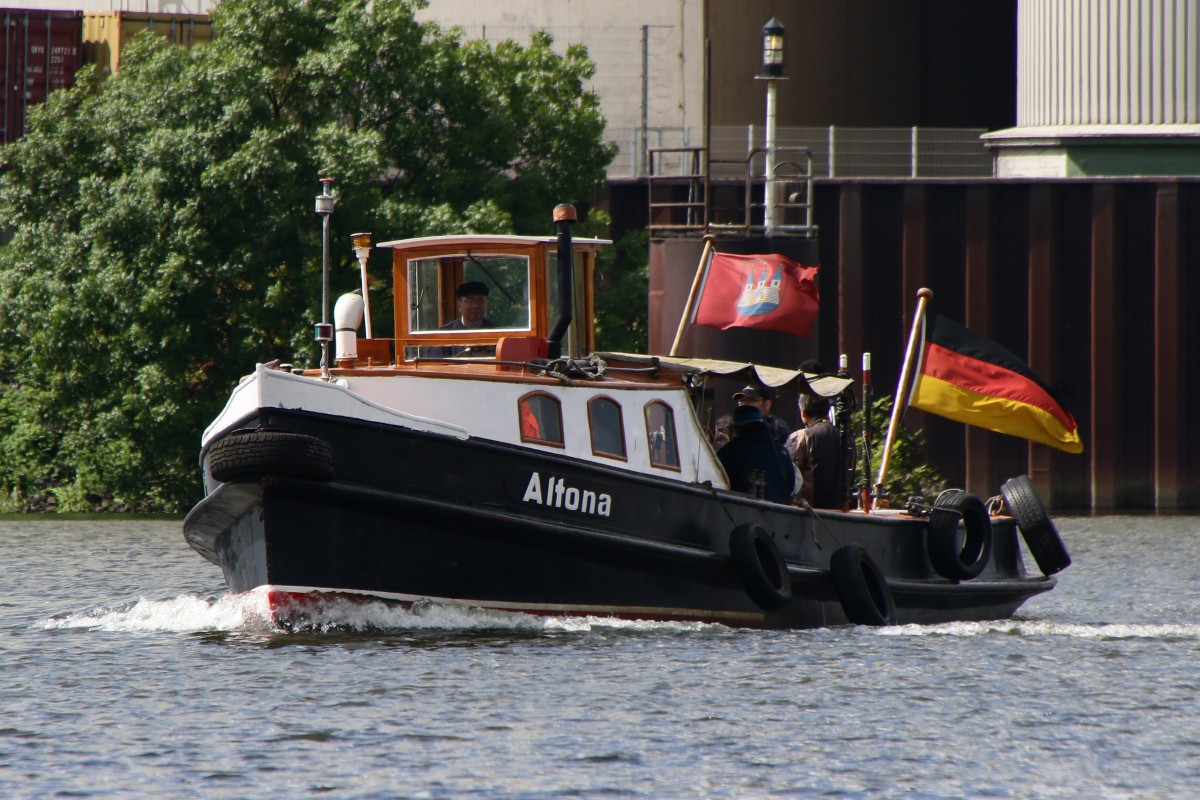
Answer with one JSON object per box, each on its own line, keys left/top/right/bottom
{"left": 606, "top": 126, "right": 694, "bottom": 178}
{"left": 608, "top": 125, "right": 994, "bottom": 179}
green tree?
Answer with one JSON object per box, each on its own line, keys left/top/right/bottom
{"left": 0, "top": 0, "right": 614, "bottom": 511}
{"left": 592, "top": 226, "right": 649, "bottom": 354}
{"left": 853, "top": 395, "right": 946, "bottom": 505}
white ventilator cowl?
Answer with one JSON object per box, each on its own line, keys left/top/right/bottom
{"left": 334, "top": 292, "right": 365, "bottom": 360}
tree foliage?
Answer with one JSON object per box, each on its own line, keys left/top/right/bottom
{"left": 592, "top": 226, "right": 649, "bottom": 354}
{"left": 0, "top": 0, "right": 615, "bottom": 511}
{"left": 852, "top": 395, "right": 946, "bottom": 505}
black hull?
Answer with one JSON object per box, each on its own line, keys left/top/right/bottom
{"left": 184, "top": 409, "right": 1055, "bottom": 629}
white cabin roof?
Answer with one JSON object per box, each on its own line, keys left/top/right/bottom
{"left": 379, "top": 234, "right": 610, "bottom": 250}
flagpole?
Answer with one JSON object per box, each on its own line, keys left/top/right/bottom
{"left": 860, "top": 351, "right": 873, "bottom": 509}
{"left": 875, "top": 287, "right": 933, "bottom": 502}
{"left": 669, "top": 234, "right": 717, "bottom": 357}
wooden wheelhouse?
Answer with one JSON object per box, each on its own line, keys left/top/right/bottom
{"left": 359, "top": 234, "right": 608, "bottom": 367}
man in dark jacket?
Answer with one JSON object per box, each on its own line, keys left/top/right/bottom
{"left": 733, "top": 384, "right": 791, "bottom": 445}
{"left": 786, "top": 392, "right": 841, "bottom": 508}
{"left": 716, "top": 405, "right": 795, "bottom": 503}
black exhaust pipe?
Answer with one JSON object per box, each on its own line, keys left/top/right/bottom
{"left": 547, "top": 203, "right": 576, "bottom": 357}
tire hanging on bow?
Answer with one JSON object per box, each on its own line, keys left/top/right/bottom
{"left": 208, "top": 431, "right": 335, "bottom": 483}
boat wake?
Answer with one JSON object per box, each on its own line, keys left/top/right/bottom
{"left": 875, "top": 619, "right": 1200, "bottom": 640}
{"left": 38, "top": 589, "right": 725, "bottom": 636}
{"left": 39, "top": 592, "right": 278, "bottom": 634}
{"left": 45, "top": 594, "right": 1195, "bottom": 640}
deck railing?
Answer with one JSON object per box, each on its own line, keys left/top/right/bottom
{"left": 647, "top": 144, "right": 817, "bottom": 237}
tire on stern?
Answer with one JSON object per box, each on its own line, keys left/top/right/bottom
{"left": 830, "top": 544, "right": 896, "bottom": 626}
{"left": 1000, "top": 475, "right": 1070, "bottom": 575}
{"left": 728, "top": 524, "right": 793, "bottom": 611}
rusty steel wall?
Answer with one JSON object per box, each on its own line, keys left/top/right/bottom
{"left": 649, "top": 178, "right": 1199, "bottom": 511}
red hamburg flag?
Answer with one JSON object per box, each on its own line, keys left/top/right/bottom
{"left": 909, "top": 311, "right": 1083, "bottom": 453}
{"left": 691, "top": 252, "right": 820, "bottom": 337}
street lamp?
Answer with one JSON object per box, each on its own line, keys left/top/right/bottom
{"left": 761, "top": 17, "right": 785, "bottom": 77}
{"left": 758, "top": 18, "right": 786, "bottom": 235}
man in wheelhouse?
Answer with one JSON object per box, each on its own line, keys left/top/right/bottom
{"left": 442, "top": 281, "right": 497, "bottom": 330}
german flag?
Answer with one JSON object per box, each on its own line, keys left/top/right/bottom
{"left": 908, "top": 311, "right": 1083, "bottom": 453}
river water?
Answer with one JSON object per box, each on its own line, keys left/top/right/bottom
{"left": 2, "top": 515, "right": 1198, "bottom": 799}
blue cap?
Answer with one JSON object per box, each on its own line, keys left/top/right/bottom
{"left": 456, "top": 281, "right": 489, "bottom": 298}
{"left": 734, "top": 384, "right": 772, "bottom": 401}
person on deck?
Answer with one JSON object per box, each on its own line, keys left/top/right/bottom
{"left": 441, "top": 281, "right": 497, "bottom": 330}
{"left": 716, "top": 405, "right": 795, "bottom": 504}
{"left": 786, "top": 393, "right": 840, "bottom": 508}
{"left": 733, "top": 384, "right": 791, "bottom": 445}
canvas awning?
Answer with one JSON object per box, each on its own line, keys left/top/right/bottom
{"left": 596, "top": 352, "right": 854, "bottom": 398}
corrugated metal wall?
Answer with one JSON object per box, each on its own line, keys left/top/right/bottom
{"left": 82, "top": 12, "right": 212, "bottom": 75}
{"left": 1018, "top": 0, "right": 1200, "bottom": 126}
{"left": 0, "top": 10, "right": 83, "bottom": 146}
{"left": 650, "top": 178, "right": 1200, "bottom": 511}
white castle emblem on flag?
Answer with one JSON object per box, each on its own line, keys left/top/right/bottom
{"left": 736, "top": 264, "right": 783, "bottom": 317}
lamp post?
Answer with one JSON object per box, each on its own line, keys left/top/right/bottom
{"left": 758, "top": 18, "right": 786, "bottom": 236}
{"left": 314, "top": 178, "right": 335, "bottom": 381}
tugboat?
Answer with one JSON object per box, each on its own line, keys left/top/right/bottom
{"left": 182, "top": 185, "right": 1069, "bottom": 629}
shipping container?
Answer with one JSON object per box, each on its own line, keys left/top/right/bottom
{"left": 1, "top": 9, "right": 83, "bottom": 145}
{"left": 82, "top": 12, "right": 212, "bottom": 76}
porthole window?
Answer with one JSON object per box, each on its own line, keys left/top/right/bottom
{"left": 519, "top": 392, "right": 563, "bottom": 446}
{"left": 588, "top": 396, "right": 626, "bottom": 459}
{"left": 644, "top": 401, "right": 680, "bottom": 470}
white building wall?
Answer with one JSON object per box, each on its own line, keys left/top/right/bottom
{"left": 417, "top": 0, "right": 706, "bottom": 177}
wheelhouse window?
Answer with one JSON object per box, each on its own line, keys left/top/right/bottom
{"left": 407, "top": 253, "right": 532, "bottom": 334}
{"left": 644, "top": 401, "right": 680, "bottom": 470}
{"left": 546, "top": 250, "right": 588, "bottom": 356}
{"left": 519, "top": 392, "right": 563, "bottom": 446}
{"left": 588, "top": 396, "right": 626, "bottom": 460}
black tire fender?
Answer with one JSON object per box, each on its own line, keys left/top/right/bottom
{"left": 728, "top": 523, "right": 792, "bottom": 611}
{"left": 1000, "top": 475, "right": 1071, "bottom": 575}
{"left": 208, "top": 431, "right": 336, "bottom": 483}
{"left": 927, "top": 490, "right": 993, "bottom": 581}
{"left": 830, "top": 544, "right": 896, "bottom": 626}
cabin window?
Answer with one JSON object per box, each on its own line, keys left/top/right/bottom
{"left": 588, "top": 396, "right": 626, "bottom": 460}
{"left": 644, "top": 401, "right": 680, "bottom": 470}
{"left": 519, "top": 392, "right": 563, "bottom": 446}
{"left": 407, "top": 253, "right": 532, "bottom": 333}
